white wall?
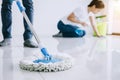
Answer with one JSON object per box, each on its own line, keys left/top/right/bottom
{"left": 107, "top": 0, "right": 113, "bottom": 34}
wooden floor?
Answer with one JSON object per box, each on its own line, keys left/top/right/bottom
{"left": 112, "top": 33, "right": 120, "bottom": 36}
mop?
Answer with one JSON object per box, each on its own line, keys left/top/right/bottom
{"left": 15, "top": 0, "right": 74, "bottom": 72}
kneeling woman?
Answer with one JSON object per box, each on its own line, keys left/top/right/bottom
{"left": 53, "top": 0, "right": 105, "bottom": 37}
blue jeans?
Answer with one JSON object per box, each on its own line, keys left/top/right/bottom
{"left": 57, "top": 21, "right": 86, "bottom": 37}
{"left": 1, "top": 0, "right": 33, "bottom": 40}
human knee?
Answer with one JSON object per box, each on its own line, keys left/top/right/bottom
{"left": 75, "top": 29, "right": 86, "bottom": 37}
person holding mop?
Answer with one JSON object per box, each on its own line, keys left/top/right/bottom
{"left": 0, "top": 0, "right": 38, "bottom": 48}
{"left": 53, "top": 0, "right": 105, "bottom": 37}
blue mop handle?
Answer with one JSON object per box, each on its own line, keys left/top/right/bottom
{"left": 15, "top": 0, "right": 52, "bottom": 60}
{"left": 16, "top": 0, "right": 25, "bottom": 12}
{"left": 41, "top": 47, "right": 52, "bottom": 59}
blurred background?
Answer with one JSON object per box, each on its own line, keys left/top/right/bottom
{"left": 0, "top": 0, "right": 120, "bottom": 39}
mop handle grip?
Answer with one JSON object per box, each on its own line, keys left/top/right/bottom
{"left": 41, "top": 48, "right": 51, "bottom": 57}
{"left": 16, "top": 0, "right": 25, "bottom": 12}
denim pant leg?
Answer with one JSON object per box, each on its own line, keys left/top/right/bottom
{"left": 1, "top": 0, "right": 13, "bottom": 39}
{"left": 22, "top": 0, "right": 33, "bottom": 40}
{"left": 75, "top": 28, "right": 86, "bottom": 37}
{"left": 57, "top": 21, "right": 77, "bottom": 33}
{"left": 57, "top": 21, "right": 86, "bottom": 37}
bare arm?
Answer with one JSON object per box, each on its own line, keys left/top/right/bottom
{"left": 89, "top": 16, "right": 101, "bottom": 37}
{"left": 67, "top": 13, "right": 88, "bottom": 26}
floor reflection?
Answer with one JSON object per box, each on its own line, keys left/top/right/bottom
{"left": 1, "top": 47, "right": 13, "bottom": 80}
{"left": 86, "top": 38, "right": 107, "bottom": 75}
{"left": 55, "top": 38, "right": 86, "bottom": 52}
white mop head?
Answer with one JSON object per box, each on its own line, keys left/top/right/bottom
{"left": 19, "top": 54, "right": 74, "bottom": 72}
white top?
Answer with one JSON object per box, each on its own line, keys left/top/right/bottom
{"left": 61, "top": 4, "right": 95, "bottom": 28}
{"left": 61, "top": 4, "right": 96, "bottom": 35}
